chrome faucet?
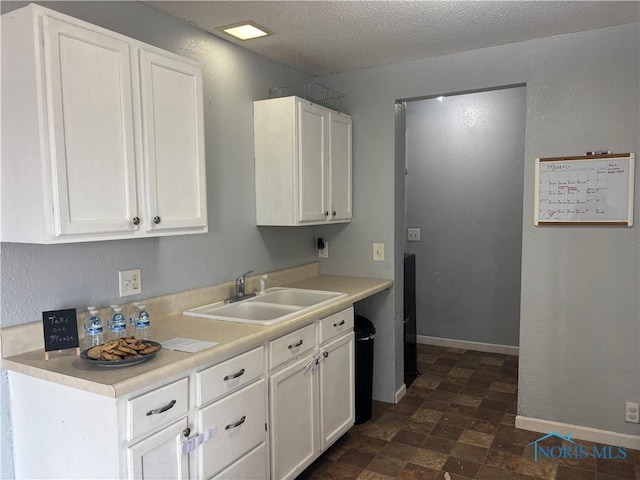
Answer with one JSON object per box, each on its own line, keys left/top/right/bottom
{"left": 226, "top": 271, "right": 257, "bottom": 303}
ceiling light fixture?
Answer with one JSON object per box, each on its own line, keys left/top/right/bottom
{"left": 217, "top": 21, "right": 272, "bottom": 41}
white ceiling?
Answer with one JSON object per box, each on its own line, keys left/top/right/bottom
{"left": 143, "top": 1, "right": 640, "bottom": 76}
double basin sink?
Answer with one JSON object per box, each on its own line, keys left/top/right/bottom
{"left": 184, "top": 287, "right": 347, "bottom": 326}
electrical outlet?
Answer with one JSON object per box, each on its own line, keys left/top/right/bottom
{"left": 625, "top": 401, "right": 639, "bottom": 423}
{"left": 119, "top": 269, "right": 142, "bottom": 297}
{"left": 407, "top": 228, "right": 421, "bottom": 242}
{"left": 318, "top": 241, "right": 329, "bottom": 258}
{"left": 373, "top": 243, "right": 384, "bottom": 261}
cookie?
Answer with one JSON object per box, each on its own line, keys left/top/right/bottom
{"left": 101, "top": 352, "right": 122, "bottom": 361}
{"left": 141, "top": 345, "right": 159, "bottom": 355}
{"left": 117, "top": 345, "right": 137, "bottom": 355}
{"left": 103, "top": 340, "right": 119, "bottom": 352}
{"left": 87, "top": 345, "right": 103, "bottom": 360}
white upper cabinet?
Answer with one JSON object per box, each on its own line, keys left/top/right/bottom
{"left": 138, "top": 49, "right": 207, "bottom": 233}
{"left": 43, "top": 16, "right": 139, "bottom": 238}
{"left": 1, "top": 5, "right": 207, "bottom": 243}
{"left": 254, "top": 96, "right": 352, "bottom": 226}
{"left": 328, "top": 113, "right": 353, "bottom": 222}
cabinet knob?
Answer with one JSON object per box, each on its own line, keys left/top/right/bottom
{"left": 132, "top": 216, "right": 140, "bottom": 226}
{"left": 182, "top": 427, "right": 191, "bottom": 437}
{"left": 153, "top": 216, "right": 161, "bottom": 224}
{"left": 332, "top": 211, "right": 337, "bottom": 216}
{"left": 324, "top": 211, "right": 329, "bottom": 216}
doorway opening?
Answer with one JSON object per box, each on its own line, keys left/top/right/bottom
{"left": 402, "top": 85, "right": 526, "bottom": 348}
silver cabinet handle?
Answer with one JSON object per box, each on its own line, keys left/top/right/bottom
{"left": 132, "top": 216, "right": 140, "bottom": 226}
{"left": 146, "top": 399, "right": 176, "bottom": 416}
{"left": 288, "top": 339, "right": 303, "bottom": 349}
{"left": 153, "top": 216, "right": 161, "bottom": 224}
{"left": 223, "top": 368, "right": 245, "bottom": 381}
{"left": 333, "top": 320, "right": 345, "bottom": 327}
{"left": 332, "top": 211, "right": 337, "bottom": 216}
{"left": 225, "top": 416, "right": 246, "bottom": 430}
{"left": 182, "top": 427, "right": 191, "bottom": 437}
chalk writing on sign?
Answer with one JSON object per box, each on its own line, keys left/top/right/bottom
{"left": 42, "top": 308, "right": 79, "bottom": 352}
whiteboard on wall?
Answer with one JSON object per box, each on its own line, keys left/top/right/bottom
{"left": 534, "top": 153, "right": 635, "bottom": 226}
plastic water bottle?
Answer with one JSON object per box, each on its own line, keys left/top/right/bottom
{"left": 134, "top": 304, "right": 151, "bottom": 340}
{"left": 128, "top": 302, "right": 140, "bottom": 336}
{"left": 108, "top": 305, "right": 127, "bottom": 340}
{"left": 84, "top": 307, "right": 104, "bottom": 349}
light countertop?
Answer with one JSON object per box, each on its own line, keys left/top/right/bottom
{"left": 2, "top": 274, "right": 392, "bottom": 398}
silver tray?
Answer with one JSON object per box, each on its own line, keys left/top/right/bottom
{"left": 80, "top": 340, "right": 162, "bottom": 368}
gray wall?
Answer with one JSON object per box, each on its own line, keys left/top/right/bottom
{"left": 0, "top": 2, "right": 315, "bottom": 477}
{"left": 405, "top": 87, "right": 526, "bottom": 346}
{"left": 317, "top": 22, "right": 639, "bottom": 438}
{"left": 2, "top": 3, "right": 639, "bottom": 476}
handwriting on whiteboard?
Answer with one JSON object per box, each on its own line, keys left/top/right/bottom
{"left": 538, "top": 160, "right": 629, "bottom": 222}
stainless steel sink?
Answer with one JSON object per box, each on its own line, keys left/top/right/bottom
{"left": 183, "top": 287, "right": 347, "bottom": 325}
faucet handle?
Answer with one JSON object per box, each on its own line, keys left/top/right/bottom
{"left": 238, "top": 270, "right": 253, "bottom": 282}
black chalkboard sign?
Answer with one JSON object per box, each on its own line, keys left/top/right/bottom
{"left": 42, "top": 308, "right": 80, "bottom": 359}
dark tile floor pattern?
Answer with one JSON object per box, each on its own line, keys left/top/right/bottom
{"left": 298, "top": 344, "right": 640, "bottom": 480}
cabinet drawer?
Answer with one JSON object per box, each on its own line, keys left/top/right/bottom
{"left": 269, "top": 323, "right": 316, "bottom": 369}
{"left": 198, "top": 379, "right": 266, "bottom": 478}
{"left": 196, "top": 346, "right": 264, "bottom": 406}
{"left": 212, "top": 442, "right": 267, "bottom": 480}
{"left": 127, "top": 377, "right": 189, "bottom": 440}
{"left": 319, "top": 307, "right": 354, "bottom": 344}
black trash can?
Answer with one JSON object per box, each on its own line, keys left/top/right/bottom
{"left": 354, "top": 315, "right": 376, "bottom": 424}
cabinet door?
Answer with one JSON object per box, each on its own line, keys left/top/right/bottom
{"left": 139, "top": 49, "right": 207, "bottom": 233}
{"left": 319, "top": 332, "right": 355, "bottom": 450}
{"left": 297, "top": 101, "right": 328, "bottom": 223}
{"left": 269, "top": 355, "right": 317, "bottom": 480}
{"left": 43, "top": 15, "right": 138, "bottom": 237}
{"left": 127, "top": 417, "right": 189, "bottom": 480}
{"left": 328, "top": 113, "right": 352, "bottom": 222}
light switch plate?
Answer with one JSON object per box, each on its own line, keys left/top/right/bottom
{"left": 119, "top": 269, "right": 142, "bottom": 297}
{"left": 373, "top": 243, "right": 384, "bottom": 261}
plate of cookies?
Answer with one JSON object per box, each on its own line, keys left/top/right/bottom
{"left": 81, "top": 337, "right": 162, "bottom": 367}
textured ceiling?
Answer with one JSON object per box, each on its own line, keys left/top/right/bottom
{"left": 143, "top": 1, "right": 640, "bottom": 76}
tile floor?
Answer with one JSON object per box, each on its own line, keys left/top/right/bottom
{"left": 298, "top": 344, "right": 640, "bottom": 480}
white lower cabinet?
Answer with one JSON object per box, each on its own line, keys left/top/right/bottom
{"left": 319, "top": 331, "right": 355, "bottom": 450}
{"left": 128, "top": 418, "right": 190, "bottom": 480}
{"left": 7, "top": 309, "right": 355, "bottom": 480}
{"left": 268, "top": 307, "right": 355, "bottom": 480}
{"left": 269, "top": 355, "right": 318, "bottom": 479}
{"left": 197, "top": 379, "right": 266, "bottom": 478}
{"left": 213, "top": 443, "right": 268, "bottom": 480}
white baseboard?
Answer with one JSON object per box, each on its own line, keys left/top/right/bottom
{"left": 395, "top": 383, "right": 406, "bottom": 403}
{"left": 516, "top": 415, "right": 640, "bottom": 450}
{"left": 417, "top": 335, "right": 519, "bottom": 356}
